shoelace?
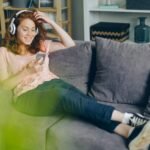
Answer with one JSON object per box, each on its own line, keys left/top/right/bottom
{"left": 129, "top": 114, "right": 147, "bottom": 126}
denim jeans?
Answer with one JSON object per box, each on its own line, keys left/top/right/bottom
{"left": 14, "top": 79, "right": 119, "bottom": 133}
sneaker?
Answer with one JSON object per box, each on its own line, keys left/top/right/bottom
{"left": 123, "top": 113, "right": 148, "bottom": 127}
{"left": 128, "top": 121, "right": 150, "bottom": 150}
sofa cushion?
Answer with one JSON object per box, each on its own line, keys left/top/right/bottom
{"left": 46, "top": 101, "right": 142, "bottom": 150}
{"left": 46, "top": 116, "right": 128, "bottom": 150}
{"left": 49, "top": 42, "right": 92, "bottom": 93}
{"left": 0, "top": 88, "right": 63, "bottom": 150}
{"left": 89, "top": 37, "right": 150, "bottom": 105}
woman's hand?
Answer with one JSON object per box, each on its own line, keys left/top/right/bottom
{"left": 25, "top": 41, "right": 50, "bottom": 77}
{"left": 25, "top": 57, "right": 44, "bottom": 74}
{"left": 34, "top": 11, "right": 54, "bottom": 26}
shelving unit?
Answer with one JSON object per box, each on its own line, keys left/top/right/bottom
{"left": 0, "top": 0, "right": 72, "bottom": 39}
{"left": 0, "top": 0, "right": 6, "bottom": 39}
{"left": 72, "top": 0, "right": 150, "bottom": 41}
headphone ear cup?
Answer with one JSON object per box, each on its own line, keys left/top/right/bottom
{"left": 36, "top": 28, "right": 39, "bottom": 35}
{"left": 9, "top": 23, "right": 16, "bottom": 35}
{"left": 9, "top": 18, "right": 16, "bottom": 35}
{"left": 9, "top": 24, "right": 13, "bottom": 35}
{"left": 12, "top": 23, "right": 16, "bottom": 35}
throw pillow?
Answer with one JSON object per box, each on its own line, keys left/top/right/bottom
{"left": 49, "top": 42, "right": 92, "bottom": 94}
{"left": 144, "top": 76, "right": 150, "bottom": 118}
{"left": 89, "top": 37, "right": 150, "bottom": 105}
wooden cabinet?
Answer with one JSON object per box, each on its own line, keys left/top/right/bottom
{"left": 0, "top": 0, "right": 72, "bottom": 39}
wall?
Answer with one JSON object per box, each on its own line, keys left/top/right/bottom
{"left": 72, "top": 0, "right": 84, "bottom": 40}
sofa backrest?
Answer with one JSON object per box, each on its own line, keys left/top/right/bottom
{"left": 49, "top": 39, "right": 150, "bottom": 108}
{"left": 49, "top": 41, "right": 93, "bottom": 94}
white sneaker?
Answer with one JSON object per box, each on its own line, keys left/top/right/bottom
{"left": 127, "top": 113, "right": 149, "bottom": 127}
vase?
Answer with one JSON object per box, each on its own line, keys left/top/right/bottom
{"left": 134, "top": 17, "right": 150, "bottom": 43}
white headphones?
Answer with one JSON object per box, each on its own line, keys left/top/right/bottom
{"left": 9, "top": 10, "right": 39, "bottom": 35}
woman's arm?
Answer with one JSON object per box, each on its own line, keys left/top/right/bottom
{"left": 34, "top": 11, "right": 75, "bottom": 48}
{"left": 0, "top": 47, "right": 27, "bottom": 90}
{"left": 1, "top": 68, "right": 29, "bottom": 90}
{"left": 1, "top": 58, "right": 44, "bottom": 90}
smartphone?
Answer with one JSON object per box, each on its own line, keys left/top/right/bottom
{"left": 36, "top": 53, "right": 45, "bottom": 63}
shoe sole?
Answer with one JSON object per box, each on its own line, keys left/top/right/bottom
{"left": 129, "top": 121, "right": 150, "bottom": 150}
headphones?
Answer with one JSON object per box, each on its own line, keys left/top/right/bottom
{"left": 9, "top": 10, "right": 39, "bottom": 35}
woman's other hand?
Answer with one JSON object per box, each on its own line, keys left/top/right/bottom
{"left": 25, "top": 40, "right": 50, "bottom": 76}
{"left": 25, "top": 57, "right": 44, "bottom": 74}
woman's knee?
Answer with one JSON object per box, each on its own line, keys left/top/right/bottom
{"left": 13, "top": 89, "right": 61, "bottom": 116}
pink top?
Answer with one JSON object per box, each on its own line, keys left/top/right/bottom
{"left": 0, "top": 40, "right": 65, "bottom": 97}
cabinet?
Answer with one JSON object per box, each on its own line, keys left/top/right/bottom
{"left": 72, "top": 0, "right": 150, "bottom": 41}
{"left": 0, "top": 0, "right": 72, "bottom": 39}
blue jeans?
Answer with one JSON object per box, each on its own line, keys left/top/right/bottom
{"left": 13, "top": 79, "right": 119, "bottom": 133}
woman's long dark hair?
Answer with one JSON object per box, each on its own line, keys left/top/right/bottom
{"left": 2, "top": 10, "right": 47, "bottom": 54}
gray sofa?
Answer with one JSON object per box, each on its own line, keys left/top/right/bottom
{"left": 0, "top": 37, "right": 150, "bottom": 150}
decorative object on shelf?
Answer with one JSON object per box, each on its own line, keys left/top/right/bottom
{"left": 100, "top": 0, "right": 119, "bottom": 9}
{"left": 36, "top": 0, "right": 53, "bottom": 7}
{"left": 134, "top": 17, "right": 150, "bottom": 43}
{"left": 10, "top": 0, "right": 29, "bottom": 7}
{"left": 40, "top": 0, "right": 53, "bottom": 7}
{"left": 27, "top": 0, "right": 34, "bottom": 8}
{"left": 90, "top": 22, "right": 130, "bottom": 42}
{"left": 126, "top": 0, "right": 150, "bottom": 10}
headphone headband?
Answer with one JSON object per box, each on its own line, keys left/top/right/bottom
{"left": 9, "top": 10, "right": 38, "bottom": 35}
{"left": 15, "top": 10, "right": 32, "bottom": 16}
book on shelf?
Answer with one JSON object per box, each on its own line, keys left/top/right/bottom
{"left": 27, "top": 0, "right": 34, "bottom": 8}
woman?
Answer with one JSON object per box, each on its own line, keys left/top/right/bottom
{"left": 0, "top": 10, "right": 149, "bottom": 150}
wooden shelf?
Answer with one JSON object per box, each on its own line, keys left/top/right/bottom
{"left": 46, "top": 32, "right": 59, "bottom": 39}
{"left": 0, "top": 0, "right": 5, "bottom": 38}
{"left": 4, "top": 6, "right": 57, "bottom": 13}
{"left": 62, "top": 7, "right": 68, "bottom": 11}
{"left": 90, "top": 7, "right": 150, "bottom": 13}
{"left": 62, "top": 20, "right": 70, "bottom": 25}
